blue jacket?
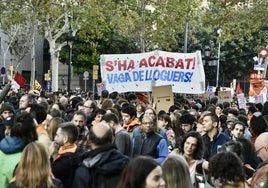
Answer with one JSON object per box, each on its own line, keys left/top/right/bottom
{"left": 202, "top": 131, "right": 230, "bottom": 160}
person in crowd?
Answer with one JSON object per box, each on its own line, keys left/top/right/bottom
{"left": 162, "top": 154, "right": 193, "bottom": 188}
{"left": 136, "top": 101, "right": 146, "bottom": 119}
{"left": 8, "top": 141, "right": 63, "bottom": 188}
{"left": 196, "top": 111, "right": 211, "bottom": 136}
{"left": 121, "top": 103, "right": 140, "bottom": 133}
{"left": 220, "top": 140, "right": 256, "bottom": 180}
{"left": 0, "top": 112, "right": 38, "bottom": 188}
{"left": 91, "top": 108, "right": 106, "bottom": 126}
{"left": 27, "top": 103, "right": 51, "bottom": 152}
{"left": 237, "top": 137, "right": 260, "bottom": 169}
{"left": 71, "top": 110, "right": 90, "bottom": 151}
{"left": 215, "top": 103, "right": 224, "bottom": 117}
{"left": 175, "top": 131, "right": 205, "bottom": 185}
{"left": 132, "top": 115, "right": 169, "bottom": 163}
{"left": 227, "top": 107, "right": 240, "bottom": 118}
{"left": 101, "top": 112, "right": 133, "bottom": 157}
{"left": 50, "top": 102, "right": 68, "bottom": 121}
{"left": 180, "top": 113, "right": 197, "bottom": 135}
{"left": 83, "top": 99, "right": 98, "bottom": 128}
{"left": 202, "top": 113, "right": 229, "bottom": 161}
{"left": 49, "top": 122, "right": 81, "bottom": 188}
{"left": 1, "top": 115, "right": 15, "bottom": 137}
{"left": 72, "top": 122, "right": 130, "bottom": 188}
{"left": 117, "top": 156, "right": 165, "bottom": 188}
{"left": 208, "top": 151, "right": 247, "bottom": 188}
{"left": 249, "top": 112, "right": 268, "bottom": 143}
{"left": 231, "top": 121, "right": 246, "bottom": 141}
{"left": 158, "top": 113, "right": 175, "bottom": 151}
{"left": 17, "top": 94, "right": 36, "bottom": 114}
{"left": 47, "top": 117, "right": 65, "bottom": 141}
{"left": 222, "top": 117, "right": 239, "bottom": 139}
{"left": 0, "top": 102, "right": 15, "bottom": 140}
{"left": 251, "top": 132, "right": 268, "bottom": 187}
{"left": 101, "top": 98, "right": 114, "bottom": 110}
{"left": 237, "top": 114, "right": 251, "bottom": 140}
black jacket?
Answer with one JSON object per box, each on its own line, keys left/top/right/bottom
{"left": 72, "top": 144, "right": 130, "bottom": 188}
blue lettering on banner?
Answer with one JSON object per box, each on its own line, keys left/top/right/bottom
{"left": 106, "top": 70, "right": 194, "bottom": 84}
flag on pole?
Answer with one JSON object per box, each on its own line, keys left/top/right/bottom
{"left": 34, "top": 80, "right": 42, "bottom": 90}
{"left": 236, "top": 82, "right": 243, "bottom": 94}
{"left": 14, "top": 72, "right": 26, "bottom": 87}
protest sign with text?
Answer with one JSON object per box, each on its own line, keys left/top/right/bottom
{"left": 100, "top": 50, "right": 205, "bottom": 94}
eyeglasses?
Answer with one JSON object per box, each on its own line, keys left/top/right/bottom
{"left": 255, "top": 146, "right": 265, "bottom": 154}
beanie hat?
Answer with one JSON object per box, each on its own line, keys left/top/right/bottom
{"left": 0, "top": 102, "right": 15, "bottom": 115}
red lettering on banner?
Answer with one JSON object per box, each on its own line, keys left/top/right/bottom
{"left": 166, "top": 57, "right": 175, "bottom": 68}
{"left": 105, "top": 61, "right": 114, "bottom": 71}
{"left": 175, "top": 59, "right": 184, "bottom": 69}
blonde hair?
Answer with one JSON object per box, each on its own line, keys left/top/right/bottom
{"left": 15, "top": 141, "right": 55, "bottom": 188}
{"left": 47, "top": 117, "right": 65, "bottom": 140}
{"left": 162, "top": 154, "right": 193, "bottom": 188}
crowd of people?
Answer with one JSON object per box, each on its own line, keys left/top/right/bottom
{"left": 0, "top": 85, "right": 268, "bottom": 188}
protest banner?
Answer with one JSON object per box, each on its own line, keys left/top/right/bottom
{"left": 100, "top": 50, "right": 205, "bottom": 94}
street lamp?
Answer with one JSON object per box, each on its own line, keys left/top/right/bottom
{"left": 203, "top": 46, "right": 218, "bottom": 86}
{"left": 67, "top": 33, "right": 75, "bottom": 94}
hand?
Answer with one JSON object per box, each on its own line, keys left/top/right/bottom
{"left": 49, "top": 141, "right": 59, "bottom": 159}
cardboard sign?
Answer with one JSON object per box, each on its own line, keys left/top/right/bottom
{"left": 218, "top": 90, "right": 232, "bottom": 102}
{"left": 152, "top": 85, "right": 174, "bottom": 113}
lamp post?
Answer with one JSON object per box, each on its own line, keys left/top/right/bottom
{"left": 203, "top": 46, "right": 218, "bottom": 86}
{"left": 67, "top": 33, "right": 75, "bottom": 94}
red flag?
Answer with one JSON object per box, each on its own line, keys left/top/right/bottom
{"left": 236, "top": 82, "right": 243, "bottom": 94}
{"left": 14, "top": 72, "right": 27, "bottom": 87}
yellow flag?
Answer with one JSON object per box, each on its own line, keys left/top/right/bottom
{"left": 34, "top": 80, "right": 41, "bottom": 90}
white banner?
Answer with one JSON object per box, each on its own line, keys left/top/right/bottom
{"left": 100, "top": 50, "right": 205, "bottom": 94}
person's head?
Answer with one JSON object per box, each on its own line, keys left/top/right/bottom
{"left": 208, "top": 152, "right": 245, "bottom": 187}
{"left": 83, "top": 99, "right": 96, "bottom": 115}
{"left": 0, "top": 102, "right": 15, "bottom": 120}
{"left": 27, "top": 103, "right": 47, "bottom": 124}
{"left": 88, "top": 121, "right": 113, "bottom": 149}
{"left": 141, "top": 115, "right": 156, "bottom": 135}
{"left": 51, "top": 102, "right": 65, "bottom": 112}
{"left": 162, "top": 154, "right": 192, "bottom": 188}
{"left": 144, "top": 107, "right": 156, "bottom": 120}
{"left": 101, "top": 89, "right": 109, "bottom": 99}
{"left": 54, "top": 122, "right": 78, "bottom": 146}
{"left": 11, "top": 112, "right": 38, "bottom": 145}
{"left": 47, "top": 117, "right": 65, "bottom": 140}
{"left": 226, "top": 117, "right": 239, "bottom": 134}
{"left": 202, "top": 113, "right": 219, "bottom": 133}
{"left": 92, "top": 109, "right": 106, "bottom": 123}
{"left": 179, "top": 131, "right": 204, "bottom": 160}
{"left": 180, "top": 113, "right": 196, "bottom": 134}
{"left": 101, "top": 113, "right": 120, "bottom": 130}
{"left": 121, "top": 103, "right": 137, "bottom": 125}
{"left": 15, "top": 141, "right": 54, "bottom": 188}
{"left": 249, "top": 112, "right": 268, "bottom": 140}
{"left": 215, "top": 103, "right": 224, "bottom": 116}
{"left": 231, "top": 121, "right": 245, "bottom": 141}
{"left": 117, "top": 156, "right": 165, "bottom": 188}
{"left": 72, "top": 110, "right": 87, "bottom": 130}
{"left": 2, "top": 115, "right": 15, "bottom": 137}
{"left": 254, "top": 132, "right": 268, "bottom": 161}
{"left": 227, "top": 108, "right": 239, "bottom": 117}
{"left": 158, "top": 113, "right": 171, "bottom": 130}
{"left": 219, "top": 140, "right": 244, "bottom": 162}
{"left": 101, "top": 98, "right": 114, "bottom": 110}
{"left": 19, "top": 94, "right": 36, "bottom": 111}
{"left": 127, "top": 93, "right": 138, "bottom": 105}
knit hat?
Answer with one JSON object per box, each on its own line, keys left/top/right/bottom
{"left": 0, "top": 102, "right": 15, "bottom": 115}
